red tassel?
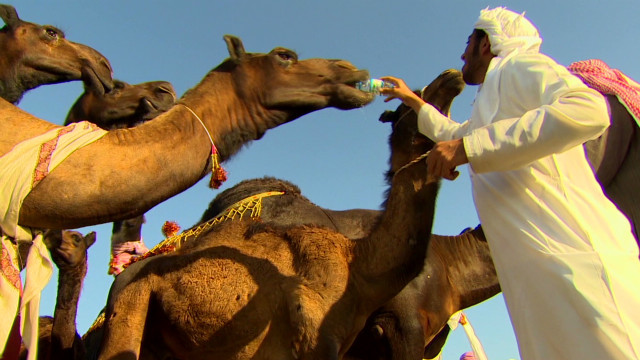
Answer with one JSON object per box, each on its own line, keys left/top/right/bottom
{"left": 208, "top": 147, "right": 228, "bottom": 189}
{"left": 162, "top": 221, "right": 181, "bottom": 238}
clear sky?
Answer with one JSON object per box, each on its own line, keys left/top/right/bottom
{"left": 6, "top": 1, "right": 639, "bottom": 359}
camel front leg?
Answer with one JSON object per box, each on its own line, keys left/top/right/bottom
{"left": 98, "top": 281, "right": 152, "bottom": 360}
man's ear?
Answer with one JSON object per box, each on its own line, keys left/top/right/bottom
{"left": 479, "top": 36, "right": 493, "bottom": 56}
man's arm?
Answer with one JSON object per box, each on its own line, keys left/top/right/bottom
{"left": 463, "top": 54, "right": 609, "bottom": 173}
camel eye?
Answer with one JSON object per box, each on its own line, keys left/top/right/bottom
{"left": 276, "top": 50, "right": 297, "bottom": 63}
{"left": 44, "top": 27, "right": 59, "bottom": 40}
{"left": 69, "top": 233, "right": 82, "bottom": 245}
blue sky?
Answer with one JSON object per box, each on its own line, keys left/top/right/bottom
{"left": 6, "top": 1, "right": 639, "bottom": 359}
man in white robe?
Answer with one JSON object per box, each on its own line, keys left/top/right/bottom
{"left": 381, "top": 6, "right": 640, "bottom": 360}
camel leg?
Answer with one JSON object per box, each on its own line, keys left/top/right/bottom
{"left": 98, "top": 282, "right": 152, "bottom": 360}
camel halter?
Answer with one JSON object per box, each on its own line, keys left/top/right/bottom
{"left": 389, "top": 107, "right": 432, "bottom": 178}
{"left": 177, "top": 103, "right": 228, "bottom": 189}
{"left": 393, "top": 150, "right": 431, "bottom": 179}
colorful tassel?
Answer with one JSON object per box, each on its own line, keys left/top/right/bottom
{"left": 162, "top": 221, "right": 181, "bottom": 238}
{"left": 209, "top": 145, "right": 228, "bottom": 189}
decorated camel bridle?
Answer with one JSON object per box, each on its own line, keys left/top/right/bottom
{"left": 389, "top": 105, "right": 432, "bottom": 179}
{"left": 178, "top": 103, "right": 228, "bottom": 189}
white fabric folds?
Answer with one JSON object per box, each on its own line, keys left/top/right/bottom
{"left": 0, "top": 121, "right": 107, "bottom": 360}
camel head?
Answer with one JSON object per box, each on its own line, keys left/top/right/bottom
{"left": 207, "top": 35, "right": 374, "bottom": 116}
{"left": 380, "top": 69, "right": 465, "bottom": 175}
{"left": 110, "top": 215, "right": 146, "bottom": 245}
{"left": 64, "top": 80, "right": 177, "bottom": 129}
{"left": 43, "top": 229, "right": 96, "bottom": 269}
{"left": 0, "top": 4, "right": 114, "bottom": 104}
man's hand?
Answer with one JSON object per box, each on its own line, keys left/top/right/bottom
{"left": 379, "top": 76, "right": 425, "bottom": 113}
{"left": 427, "top": 138, "right": 469, "bottom": 180}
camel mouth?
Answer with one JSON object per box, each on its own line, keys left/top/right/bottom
{"left": 335, "top": 83, "right": 376, "bottom": 109}
{"left": 81, "top": 66, "right": 114, "bottom": 96}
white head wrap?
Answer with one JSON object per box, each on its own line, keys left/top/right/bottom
{"left": 474, "top": 7, "right": 542, "bottom": 57}
{"left": 470, "top": 7, "right": 542, "bottom": 128}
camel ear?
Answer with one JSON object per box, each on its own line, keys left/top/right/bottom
{"left": 224, "top": 35, "right": 246, "bottom": 61}
{"left": 379, "top": 110, "right": 398, "bottom": 124}
{"left": 84, "top": 231, "right": 97, "bottom": 248}
{"left": 0, "top": 4, "right": 21, "bottom": 30}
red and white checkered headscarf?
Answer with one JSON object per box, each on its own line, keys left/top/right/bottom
{"left": 568, "top": 59, "right": 640, "bottom": 125}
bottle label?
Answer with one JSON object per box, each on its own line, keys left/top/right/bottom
{"left": 356, "top": 79, "right": 394, "bottom": 94}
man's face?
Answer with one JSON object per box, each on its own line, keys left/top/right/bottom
{"left": 461, "top": 31, "right": 486, "bottom": 85}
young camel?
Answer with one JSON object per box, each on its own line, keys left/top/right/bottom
{"left": 18, "top": 229, "right": 96, "bottom": 360}
{"left": 94, "top": 69, "right": 446, "bottom": 360}
{"left": 0, "top": 4, "right": 113, "bottom": 104}
{"left": 2, "top": 34, "right": 374, "bottom": 232}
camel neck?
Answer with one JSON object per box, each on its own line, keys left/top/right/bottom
{"left": 353, "top": 162, "right": 439, "bottom": 304}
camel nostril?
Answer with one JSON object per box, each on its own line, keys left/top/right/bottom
{"left": 157, "top": 84, "right": 177, "bottom": 102}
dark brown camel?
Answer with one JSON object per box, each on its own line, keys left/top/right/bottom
{"left": 583, "top": 94, "right": 640, "bottom": 242}
{"left": 18, "top": 229, "right": 96, "bottom": 360}
{"left": 64, "top": 80, "right": 177, "bottom": 130}
{"left": 196, "top": 177, "right": 498, "bottom": 360}
{"left": 0, "top": 4, "right": 113, "bottom": 104}
{"left": 93, "top": 68, "right": 447, "bottom": 360}
{"left": 2, "top": 34, "right": 374, "bottom": 231}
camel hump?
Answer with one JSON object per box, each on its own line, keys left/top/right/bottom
{"left": 199, "top": 177, "right": 302, "bottom": 223}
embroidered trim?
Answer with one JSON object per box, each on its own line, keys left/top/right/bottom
{"left": 32, "top": 123, "right": 101, "bottom": 188}
{"left": 85, "top": 190, "right": 286, "bottom": 335}
{"left": 108, "top": 240, "right": 149, "bottom": 276}
{"left": 1, "top": 242, "right": 22, "bottom": 292}
{"left": 122, "top": 191, "right": 285, "bottom": 270}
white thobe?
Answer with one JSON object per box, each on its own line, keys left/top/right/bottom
{"left": 418, "top": 53, "right": 640, "bottom": 360}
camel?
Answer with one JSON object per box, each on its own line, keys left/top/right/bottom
{"left": 2, "top": 34, "right": 374, "bottom": 232}
{"left": 18, "top": 229, "right": 96, "bottom": 360}
{"left": 93, "top": 68, "right": 454, "bottom": 360}
{"left": 0, "top": 4, "right": 113, "bottom": 104}
{"left": 196, "top": 177, "right": 498, "bottom": 360}
{"left": 188, "top": 71, "right": 496, "bottom": 360}
{"left": 64, "top": 80, "right": 177, "bottom": 130}
{"left": 582, "top": 94, "right": 639, "bottom": 242}
{"left": 64, "top": 79, "right": 178, "bottom": 275}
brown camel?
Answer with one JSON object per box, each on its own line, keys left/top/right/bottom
{"left": 64, "top": 79, "right": 178, "bottom": 275}
{"left": 197, "top": 176, "right": 498, "bottom": 360}
{"left": 18, "top": 229, "right": 96, "bottom": 360}
{"left": 191, "top": 71, "right": 496, "bottom": 360}
{"left": 0, "top": 4, "right": 113, "bottom": 104}
{"left": 64, "top": 80, "right": 177, "bottom": 130}
{"left": 94, "top": 68, "right": 447, "bottom": 360}
{"left": 2, "top": 34, "right": 374, "bottom": 231}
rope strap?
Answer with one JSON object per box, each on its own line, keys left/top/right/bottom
{"left": 178, "top": 103, "right": 228, "bottom": 189}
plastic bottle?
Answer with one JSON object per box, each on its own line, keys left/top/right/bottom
{"left": 355, "top": 79, "right": 395, "bottom": 95}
